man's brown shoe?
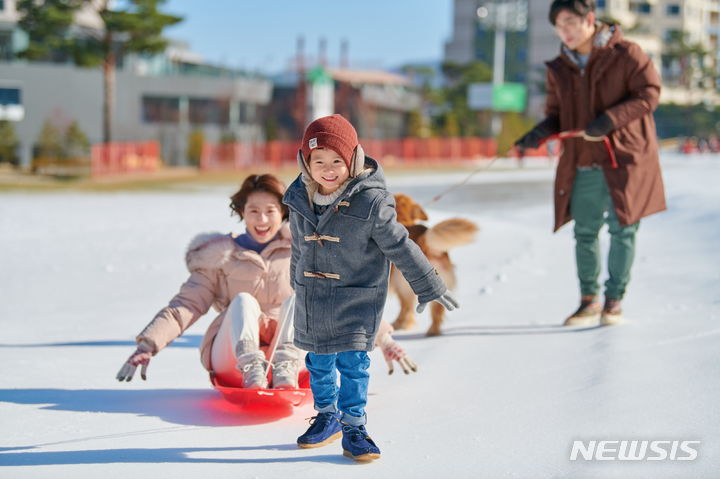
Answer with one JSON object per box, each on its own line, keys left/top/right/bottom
{"left": 600, "top": 298, "right": 623, "bottom": 326}
{"left": 564, "top": 295, "right": 601, "bottom": 326}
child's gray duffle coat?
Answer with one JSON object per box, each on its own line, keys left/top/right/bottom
{"left": 282, "top": 157, "right": 447, "bottom": 354}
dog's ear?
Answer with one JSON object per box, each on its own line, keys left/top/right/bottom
{"left": 393, "top": 193, "right": 408, "bottom": 205}
{"left": 412, "top": 204, "right": 429, "bottom": 222}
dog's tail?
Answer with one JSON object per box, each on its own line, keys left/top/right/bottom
{"left": 424, "top": 218, "right": 479, "bottom": 253}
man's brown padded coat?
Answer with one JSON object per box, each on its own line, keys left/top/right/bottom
{"left": 544, "top": 25, "right": 666, "bottom": 231}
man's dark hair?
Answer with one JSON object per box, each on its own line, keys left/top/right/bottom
{"left": 549, "top": 0, "right": 596, "bottom": 25}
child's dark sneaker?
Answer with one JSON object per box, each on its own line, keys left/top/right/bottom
{"left": 297, "top": 412, "right": 342, "bottom": 448}
{"left": 563, "top": 295, "right": 601, "bottom": 326}
{"left": 341, "top": 424, "right": 381, "bottom": 462}
{"left": 600, "top": 298, "right": 623, "bottom": 325}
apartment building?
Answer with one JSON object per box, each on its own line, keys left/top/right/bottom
{"left": 597, "top": 0, "right": 720, "bottom": 103}
{"left": 444, "top": 0, "right": 530, "bottom": 84}
{"left": 446, "top": 0, "right": 720, "bottom": 120}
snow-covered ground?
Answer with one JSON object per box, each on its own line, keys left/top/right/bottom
{"left": 1, "top": 154, "right": 718, "bottom": 478}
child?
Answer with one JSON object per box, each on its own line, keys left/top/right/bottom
{"left": 282, "top": 114, "right": 458, "bottom": 461}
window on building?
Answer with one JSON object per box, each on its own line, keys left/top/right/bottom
{"left": 665, "top": 29, "right": 682, "bottom": 42}
{"left": 237, "top": 102, "right": 257, "bottom": 124}
{"left": 0, "top": 87, "right": 23, "bottom": 121}
{"left": 0, "top": 88, "right": 21, "bottom": 106}
{"left": 711, "top": 11, "right": 720, "bottom": 25}
{"left": 631, "top": 2, "right": 652, "bottom": 14}
{"left": 0, "top": 1, "right": 5, "bottom": 11}
{"left": 142, "top": 96, "right": 180, "bottom": 123}
{"left": 189, "top": 98, "right": 229, "bottom": 125}
{"left": 666, "top": 4, "right": 681, "bottom": 15}
{"left": 597, "top": 0, "right": 606, "bottom": 8}
{"left": 516, "top": 48, "right": 527, "bottom": 62}
{"left": 661, "top": 55, "right": 671, "bottom": 70}
{"left": 0, "top": 31, "right": 12, "bottom": 61}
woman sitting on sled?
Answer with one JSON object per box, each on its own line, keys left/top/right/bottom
{"left": 116, "top": 173, "right": 415, "bottom": 389}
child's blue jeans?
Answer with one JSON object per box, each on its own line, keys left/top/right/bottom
{"left": 305, "top": 351, "right": 370, "bottom": 426}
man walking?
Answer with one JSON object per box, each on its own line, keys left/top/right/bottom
{"left": 514, "top": 0, "right": 666, "bottom": 326}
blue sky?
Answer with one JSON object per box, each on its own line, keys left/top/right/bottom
{"left": 163, "top": 0, "right": 453, "bottom": 73}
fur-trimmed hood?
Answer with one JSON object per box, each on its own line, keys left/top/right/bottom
{"left": 296, "top": 143, "right": 374, "bottom": 207}
{"left": 185, "top": 223, "right": 292, "bottom": 272}
{"left": 137, "top": 222, "right": 294, "bottom": 372}
{"left": 560, "top": 22, "right": 617, "bottom": 72}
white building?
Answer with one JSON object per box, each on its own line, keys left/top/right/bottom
{"left": 596, "top": 0, "right": 720, "bottom": 104}
{"left": 0, "top": 0, "right": 272, "bottom": 168}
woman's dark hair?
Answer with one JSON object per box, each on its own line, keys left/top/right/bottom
{"left": 549, "top": 0, "right": 596, "bottom": 25}
{"left": 230, "top": 174, "right": 288, "bottom": 220}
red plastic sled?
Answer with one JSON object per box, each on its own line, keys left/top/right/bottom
{"left": 211, "top": 369, "right": 312, "bottom": 408}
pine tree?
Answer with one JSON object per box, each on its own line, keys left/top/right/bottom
{"left": 439, "top": 61, "right": 493, "bottom": 137}
{"left": 187, "top": 129, "right": 205, "bottom": 166}
{"left": 441, "top": 111, "right": 460, "bottom": 137}
{"left": 662, "top": 32, "right": 713, "bottom": 90}
{"left": 36, "top": 120, "right": 64, "bottom": 161}
{"left": 0, "top": 120, "right": 20, "bottom": 165}
{"left": 497, "top": 112, "right": 535, "bottom": 156}
{"left": 16, "top": 0, "right": 82, "bottom": 62}
{"left": 17, "top": 0, "right": 182, "bottom": 143}
{"left": 64, "top": 121, "right": 90, "bottom": 159}
{"left": 406, "top": 110, "right": 425, "bottom": 138}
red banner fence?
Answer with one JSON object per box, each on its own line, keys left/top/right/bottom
{"left": 91, "top": 141, "right": 161, "bottom": 178}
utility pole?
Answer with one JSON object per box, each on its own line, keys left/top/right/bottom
{"left": 293, "top": 35, "right": 307, "bottom": 132}
{"left": 491, "top": 2, "right": 508, "bottom": 136}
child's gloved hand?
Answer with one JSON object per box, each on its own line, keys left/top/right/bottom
{"left": 416, "top": 291, "right": 459, "bottom": 314}
{"left": 378, "top": 332, "right": 417, "bottom": 375}
{"left": 116, "top": 341, "right": 154, "bottom": 381}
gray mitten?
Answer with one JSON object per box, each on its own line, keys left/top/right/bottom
{"left": 416, "top": 290, "right": 459, "bottom": 314}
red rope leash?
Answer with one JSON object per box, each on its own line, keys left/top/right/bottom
{"left": 540, "top": 129, "right": 618, "bottom": 169}
{"left": 425, "top": 129, "right": 618, "bottom": 206}
{"left": 426, "top": 155, "right": 500, "bottom": 205}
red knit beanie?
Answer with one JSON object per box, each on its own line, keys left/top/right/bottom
{"left": 301, "top": 114, "right": 358, "bottom": 168}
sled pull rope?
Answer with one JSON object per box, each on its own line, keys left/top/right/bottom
{"left": 265, "top": 294, "right": 296, "bottom": 378}
{"left": 426, "top": 129, "right": 617, "bottom": 206}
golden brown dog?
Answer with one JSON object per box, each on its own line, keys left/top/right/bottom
{"left": 390, "top": 193, "right": 479, "bottom": 336}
